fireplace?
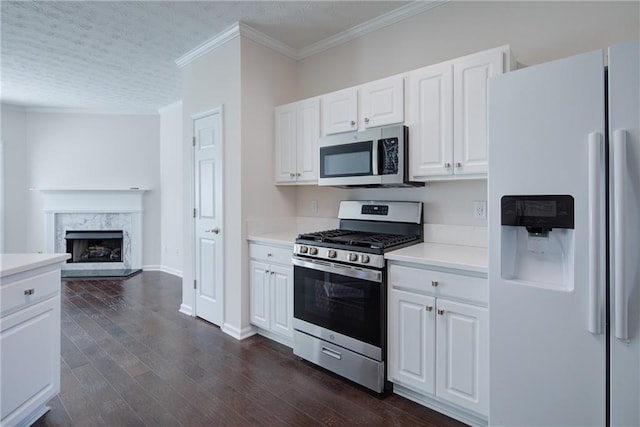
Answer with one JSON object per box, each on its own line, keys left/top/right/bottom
{"left": 65, "top": 230, "right": 124, "bottom": 263}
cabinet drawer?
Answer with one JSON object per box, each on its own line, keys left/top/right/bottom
{"left": 249, "top": 244, "right": 293, "bottom": 266}
{"left": 389, "top": 264, "right": 487, "bottom": 305}
{"left": 0, "top": 270, "right": 60, "bottom": 316}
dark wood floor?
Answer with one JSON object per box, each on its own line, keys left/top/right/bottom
{"left": 34, "top": 271, "right": 466, "bottom": 426}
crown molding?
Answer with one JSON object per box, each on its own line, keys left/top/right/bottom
{"left": 157, "top": 100, "right": 182, "bottom": 114}
{"left": 22, "top": 107, "right": 159, "bottom": 115}
{"left": 175, "top": 1, "right": 447, "bottom": 66}
{"left": 297, "top": 0, "right": 449, "bottom": 59}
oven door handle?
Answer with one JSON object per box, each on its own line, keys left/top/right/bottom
{"left": 292, "top": 257, "right": 383, "bottom": 283}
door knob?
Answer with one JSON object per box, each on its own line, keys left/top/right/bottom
{"left": 205, "top": 227, "right": 220, "bottom": 234}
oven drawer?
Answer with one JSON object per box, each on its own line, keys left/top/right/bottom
{"left": 293, "top": 330, "right": 384, "bottom": 393}
{"left": 388, "top": 264, "right": 487, "bottom": 305}
{"left": 249, "top": 243, "right": 293, "bottom": 265}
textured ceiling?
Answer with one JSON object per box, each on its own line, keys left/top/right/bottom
{"left": 0, "top": 1, "right": 420, "bottom": 113}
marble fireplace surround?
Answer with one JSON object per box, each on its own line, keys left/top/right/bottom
{"left": 39, "top": 189, "right": 146, "bottom": 271}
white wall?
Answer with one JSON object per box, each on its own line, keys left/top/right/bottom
{"left": 2, "top": 110, "right": 162, "bottom": 267}
{"left": 180, "top": 37, "right": 243, "bottom": 328}
{"left": 159, "top": 102, "right": 184, "bottom": 276}
{"left": 1, "top": 107, "right": 29, "bottom": 252}
{"left": 293, "top": 0, "right": 640, "bottom": 225}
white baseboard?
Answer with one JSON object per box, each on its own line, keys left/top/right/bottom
{"left": 142, "top": 265, "right": 183, "bottom": 278}
{"left": 222, "top": 322, "right": 257, "bottom": 341}
{"left": 179, "top": 304, "right": 193, "bottom": 316}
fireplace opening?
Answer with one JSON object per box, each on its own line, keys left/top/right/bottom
{"left": 65, "top": 230, "right": 124, "bottom": 263}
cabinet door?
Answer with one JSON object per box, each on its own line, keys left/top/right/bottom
{"left": 1, "top": 296, "right": 60, "bottom": 425}
{"left": 453, "top": 48, "right": 504, "bottom": 176}
{"left": 274, "top": 103, "right": 297, "bottom": 183}
{"left": 270, "top": 264, "right": 293, "bottom": 339}
{"left": 249, "top": 260, "right": 270, "bottom": 330}
{"left": 360, "top": 76, "right": 404, "bottom": 129}
{"left": 389, "top": 289, "right": 436, "bottom": 394}
{"left": 435, "top": 298, "right": 488, "bottom": 416}
{"left": 408, "top": 63, "right": 454, "bottom": 179}
{"left": 296, "top": 98, "right": 320, "bottom": 183}
{"left": 322, "top": 88, "right": 358, "bottom": 135}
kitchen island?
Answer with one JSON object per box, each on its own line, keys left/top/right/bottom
{"left": 1, "top": 253, "right": 69, "bottom": 427}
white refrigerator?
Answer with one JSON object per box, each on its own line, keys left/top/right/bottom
{"left": 488, "top": 41, "right": 639, "bottom": 426}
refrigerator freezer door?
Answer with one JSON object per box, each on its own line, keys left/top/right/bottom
{"left": 488, "top": 50, "right": 607, "bottom": 425}
{"left": 608, "top": 40, "right": 640, "bottom": 427}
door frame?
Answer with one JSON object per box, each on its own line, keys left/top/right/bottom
{"left": 191, "top": 106, "right": 225, "bottom": 323}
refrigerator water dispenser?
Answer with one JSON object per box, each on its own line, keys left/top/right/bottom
{"left": 500, "top": 195, "right": 575, "bottom": 290}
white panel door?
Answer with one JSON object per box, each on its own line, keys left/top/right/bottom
{"left": 249, "top": 260, "right": 270, "bottom": 330}
{"left": 608, "top": 41, "right": 640, "bottom": 427}
{"left": 274, "top": 103, "right": 297, "bottom": 183}
{"left": 296, "top": 98, "right": 320, "bottom": 184}
{"left": 435, "top": 299, "right": 488, "bottom": 416}
{"left": 360, "top": 76, "right": 404, "bottom": 129}
{"left": 388, "top": 289, "right": 436, "bottom": 394}
{"left": 193, "top": 108, "right": 224, "bottom": 326}
{"left": 322, "top": 88, "right": 358, "bottom": 135}
{"left": 408, "top": 63, "right": 454, "bottom": 179}
{"left": 270, "top": 264, "right": 293, "bottom": 339}
{"left": 453, "top": 48, "right": 502, "bottom": 175}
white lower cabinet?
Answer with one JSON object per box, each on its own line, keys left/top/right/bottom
{"left": 388, "top": 263, "right": 488, "bottom": 425}
{"left": 1, "top": 264, "right": 64, "bottom": 427}
{"left": 249, "top": 243, "right": 293, "bottom": 346}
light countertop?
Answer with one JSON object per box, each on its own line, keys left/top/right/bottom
{"left": 385, "top": 243, "right": 488, "bottom": 274}
{"left": 1, "top": 253, "right": 71, "bottom": 278}
{"left": 247, "top": 231, "right": 298, "bottom": 247}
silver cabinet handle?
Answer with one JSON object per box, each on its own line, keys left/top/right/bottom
{"left": 296, "top": 173, "right": 301, "bottom": 177}
{"left": 350, "top": 120, "right": 356, "bottom": 127}
{"left": 445, "top": 162, "right": 452, "bottom": 168}
{"left": 205, "top": 227, "right": 220, "bottom": 234}
{"left": 321, "top": 346, "right": 342, "bottom": 360}
{"left": 455, "top": 162, "right": 462, "bottom": 168}
{"left": 289, "top": 173, "right": 295, "bottom": 178}
{"left": 364, "top": 117, "right": 370, "bottom": 123}
{"left": 431, "top": 280, "right": 439, "bottom": 287}
{"left": 437, "top": 309, "right": 445, "bottom": 316}
{"left": 24, "top": 289, "right": 35, "bottom": 295}
{"left": 426, "top": 305, "right": 433, "bottom": 312}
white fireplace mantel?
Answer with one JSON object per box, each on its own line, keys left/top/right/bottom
{"left": 35, "top": 189, "right": 148, "bottom": 271}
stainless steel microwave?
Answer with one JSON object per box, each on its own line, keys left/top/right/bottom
{"left": 317, "top": 125, "right": 423, "bottom": 188}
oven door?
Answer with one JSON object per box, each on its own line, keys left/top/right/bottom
{"left": 292, "top": 256, "right": 385, "bottom": 360}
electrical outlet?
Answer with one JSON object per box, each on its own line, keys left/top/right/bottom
{"left": 472, "top": 200, "right": 487, "bottom": 219}
{"left": 311, "top": 199, "right": 318, "bottom": 213}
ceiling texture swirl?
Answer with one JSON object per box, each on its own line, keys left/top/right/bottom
{"left": 0, "top": 1, "right": 445, "bottom": 113}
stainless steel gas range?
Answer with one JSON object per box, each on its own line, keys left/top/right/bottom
{"left": 292, "top": 200, "right": 423, "bottom": 392}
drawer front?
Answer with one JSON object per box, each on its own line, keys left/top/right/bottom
{"left": 1, "top": 270, "right": 61, "bottom": 316}
{"left": 249, "top": 244, "right": 293, "bottom": 265}
{"left": 389, "top": 264, "right": 487, "bottom": 304}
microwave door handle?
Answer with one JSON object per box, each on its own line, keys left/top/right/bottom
{"left": 372, "top": 140, "right": 379, "bottom": 175}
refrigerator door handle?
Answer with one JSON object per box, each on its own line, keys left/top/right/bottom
{"left": 612, "top": 129, "right": 628, "bottom": 340}
{"left": 588, "top": 132, "right": 605, "bottom": 335}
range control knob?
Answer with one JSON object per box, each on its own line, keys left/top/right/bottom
{"left": 299, "top": 246, "right": 309, "bottom": 254}
{"left": 360, "top": 254, "right": 370, "bottom": 264}
{"left": 328, "top": 250, "right": 337, "bottom": 258}
{"left": 348, "top": 253, "right": 358, "bottom": 262}
{"left": 309, "top": 247, "right": 318, "bottom": 255}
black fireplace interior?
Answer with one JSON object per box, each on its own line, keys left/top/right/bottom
{"left": 65, "top": 230, "right": 124, "bottom": 263}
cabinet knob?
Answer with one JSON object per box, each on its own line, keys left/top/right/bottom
{"left": 445, "top": 162, "right": 452, "bottom": 168}
{"left": 431, "top": 280, "right": 439, "bottom": 287}
{"left": 350, "top": 120, "right": 356, "bottom": 127}
{"left": 270, "top": 271, "right": 275, "bottom": 275}
{"left": 455, "top": 162, "right": 462, "bottom": 168}
{"left": 296, "top": 173, "right": 301, "bottom": 177}
{"left": 24, "top": 288, "right": 35, "bottom": 296}
{"left": 267, "top": 253, "right": 272, "bottom": 257}
{"left": 290, "top": 173, "right": 295, "bottom": 178}
{"left": 426, "top": 305, "right": 433, "bottom": 312}
{"left": 437, "top": 309, "right": 445, "bottom": 316}
{"left": 364, "top": 117, "right": 370, "bottom": 123}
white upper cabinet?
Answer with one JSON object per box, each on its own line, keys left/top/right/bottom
{"left": 322, "top": 88, "right": 358, "bottom": 135}
{"left": 322, "top": 75, "right": 405, "bottom": 135}
{"left": 409, "top": 45, "right": 511, "bottom": 181}
{"left": 274, "top": 97, "right": 320, "bottom": 185}
{"left": 360, "top": 75, "right": 405, "bottom": 129}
